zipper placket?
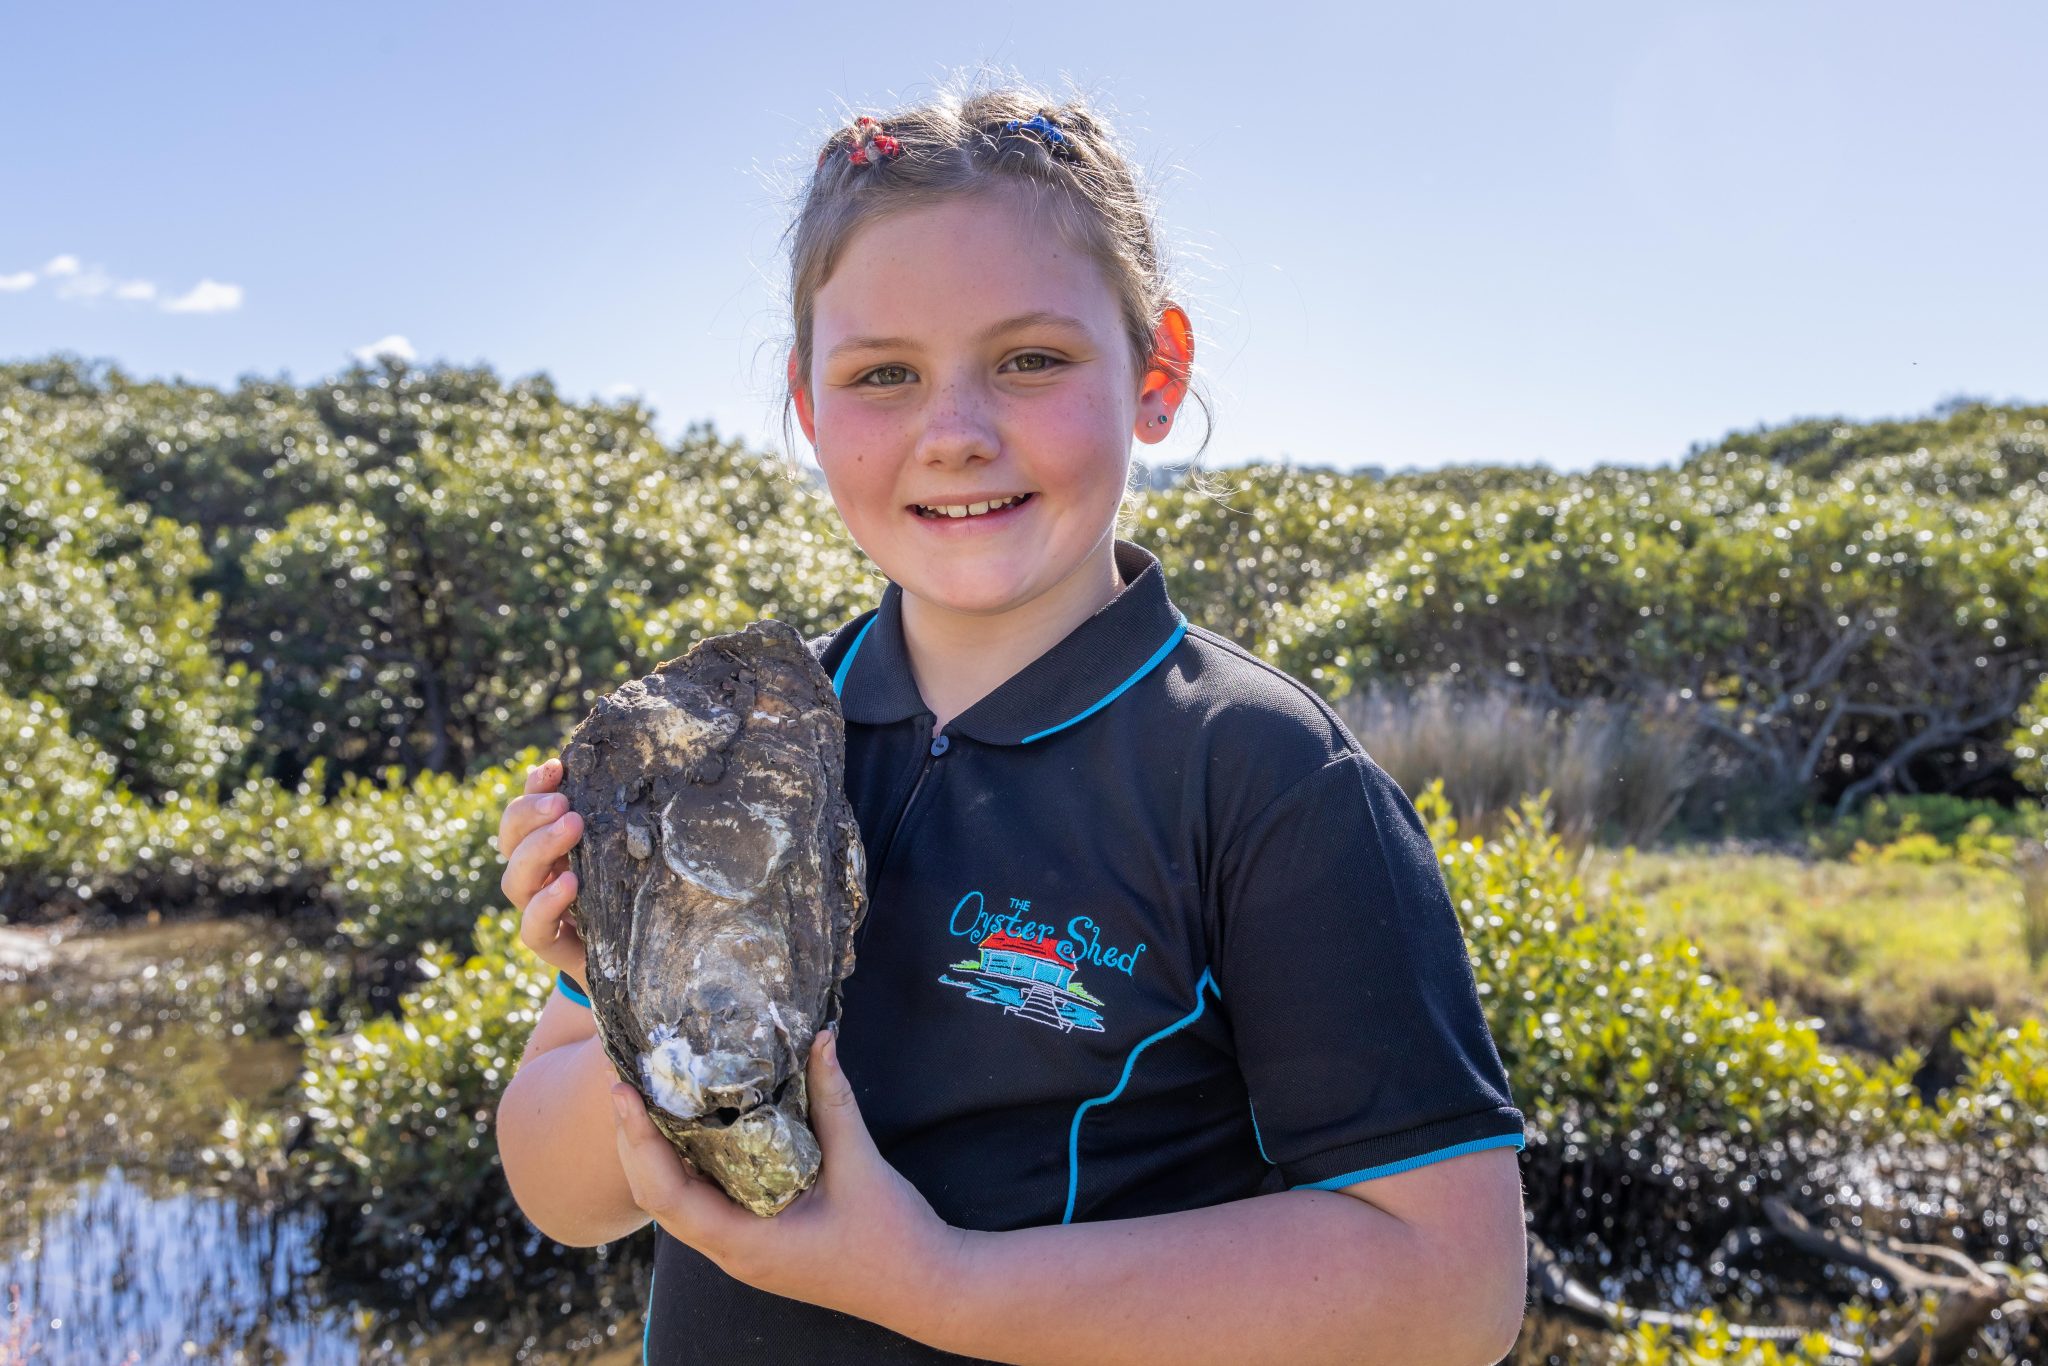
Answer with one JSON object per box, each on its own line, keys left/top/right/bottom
{"left": 859, "top": 713, "right": 950, "bottom": 947}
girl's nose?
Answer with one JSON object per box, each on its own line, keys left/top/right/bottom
{"left": 915, "top": 377, "right": 999, "bottom": 467}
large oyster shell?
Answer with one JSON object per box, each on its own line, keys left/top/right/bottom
{"left": 558, "top": 619, "right": 867, "bottom": 1216}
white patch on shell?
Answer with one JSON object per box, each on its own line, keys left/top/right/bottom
{"left": 765, "top": 999, "right": 795, "bottom": 1052}
{"left": 635, "top": 702, "right": 739, "bottom": 755}
{"left": 640, "top": 1021, "right": 709, "bottom": 1118}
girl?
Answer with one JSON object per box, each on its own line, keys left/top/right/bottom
{"left": 495, "top": 80, "right": 1529, "bottom": 1366}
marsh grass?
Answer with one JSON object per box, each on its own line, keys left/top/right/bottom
{"left": 1584, "top": 843, "right": 2048, "bottom": 1058}
{"left": 1335, "top": 678, "right": 1701, "bottom": 848}
{"left": 2019, "top": 840, "right": 2048, "bottom": 972}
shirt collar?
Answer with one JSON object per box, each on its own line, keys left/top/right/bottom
{"left": 829, "top": 538, "right": 1188, "bottom": 746}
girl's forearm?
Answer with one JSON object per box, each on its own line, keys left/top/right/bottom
{"left": 877, "top": 1189, "right": 1517, "bottom": 1366}
{"left": 497, "top": 1033, "right": 652, "bottom": 1247}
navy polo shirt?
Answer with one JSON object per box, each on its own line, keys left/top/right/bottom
{"left": 570, "top": 537, "right": 1525, "bottom": 1364}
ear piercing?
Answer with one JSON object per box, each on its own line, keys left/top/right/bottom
{"left": 1151, "top": 414, "right": 1171, "bottom": 426}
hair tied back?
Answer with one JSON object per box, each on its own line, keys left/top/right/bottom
{"left": 827, "top": 114, "right": 904, "bottom": 168}
{"left": 1005, "top": 112, "right": 1076, "bottom": 160}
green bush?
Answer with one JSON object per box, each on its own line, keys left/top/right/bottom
{"left": 323, "top": 746, "right": 548, "bottom": 953}
{"left": 1943, "top": 1011, "right": 2048, "bottom": 1146}
{"left": 2014, "top": 674, "right": 2048, "bottom": 795}
{"left": 289, "top": 902, "right": 553, "bottom": 1281}
{"left": 1806, "top": 794, "right": 2047, "bottom": 867}
{"left": 0, "top": 399, "right": 255, "bottom": 796}
{"left": 1419, "top": 785, "right": 1919, "bottom": 1155}
{"left": 6, "top": 360, "right": 882, "bottom": 787}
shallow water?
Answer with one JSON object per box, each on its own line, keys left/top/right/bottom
{"left": 0, "top": 912, "right": 645, "bottom": 1364}
{"left": 2, "top": 1167, "right": 358, "bottom": 1364}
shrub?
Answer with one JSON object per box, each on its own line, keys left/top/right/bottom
{"left": 323, "top": 746, "right": 549, "bottom": 955}
{"left": 2014, "top": 674, "right": 2048, "bottom": 795}
{"left": 0, "top": 402, "right": 255, "bottom": 797}
{"left": 290, "top": 903, "right": 554, "bottom": 1291}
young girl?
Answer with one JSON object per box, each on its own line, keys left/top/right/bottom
{"left": 495, "top": 80, "right": 1529, "bottom": 1366}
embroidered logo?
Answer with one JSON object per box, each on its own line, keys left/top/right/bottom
{"left": 935, "top": 893, "right": 1146, "bottom": 1034}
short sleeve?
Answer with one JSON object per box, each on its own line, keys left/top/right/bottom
{"left": 1211, "top": 750, "right": 1525, "bottom": 1189}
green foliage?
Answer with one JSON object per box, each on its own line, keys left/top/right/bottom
{"left": 0, "top": 690, "right": 143, "bottom": 902}
{"left": 2, "top": 360, "right": 881, "bottom": 787}
{"left": 1418, "top": 785, "right": 1920, "bottom": 1153}
{"left": 290, "top": 902, "right": 553, "bottom": 1272}
{"left": 2013, "top": 674, "right": 2048, "bottom": 794}
{"left": 321, "top": 747, "right": 547, "bottom": 952}
{"left": 1687, "top": 399, "right": 2048, "bottom": 484}
{"left": 1588, "top": 844, "right": 2045, "bottom": 1058}
{"left": 1802, "top": 794, "right": 2046, "bottom": 870}
{"left": 0, "top": 396, "right": 255, "bottom": 795}
{"left": 1943, "top": 1010, "right": 2048, "bottom": 1145}
{"left": 253, "top": 776, "right": 2048, "bottom": 1300}
{"left": 1254, "top": 448, "right": 2045, "bottom": 819}
{"left": 1615, "top": 1308, "right": 1869, "bottom": 1365}
{"left": 1810, "top": 794, "right": 2046, "bottom": 854}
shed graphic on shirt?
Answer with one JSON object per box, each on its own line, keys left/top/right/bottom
{"left": 939, "top": 931, "right": 1107, "bottom": 1033}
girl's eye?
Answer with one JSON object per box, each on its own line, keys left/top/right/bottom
{"left": 854, "top": 353, "right": 1065, "bottom": 388}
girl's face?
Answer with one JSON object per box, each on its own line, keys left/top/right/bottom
{"left": 795, "top": 187, "right": 1186, "bottom": 620}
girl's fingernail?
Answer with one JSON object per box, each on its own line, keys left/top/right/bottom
{"left": 611, "top": 1090, "right": 632, "bottom": 1124}
{"left": 541, "top": 795, "right": 565, "bottom": 815}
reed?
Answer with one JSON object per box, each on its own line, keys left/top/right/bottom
{"left": 1334, "top": 677, "right": 1701, "bottom": 848}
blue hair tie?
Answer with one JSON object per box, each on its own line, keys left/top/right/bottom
{"left": 1005, "top": 113, "right": 1073, "bottom": 155}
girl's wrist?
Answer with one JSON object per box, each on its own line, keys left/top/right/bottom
{"left": 873, "top": 1221, "right": 979, "bottom": 1344}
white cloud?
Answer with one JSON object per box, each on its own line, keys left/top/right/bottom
{"left": 352, "top": 334, "right": 416, "bottom": 363}
{"left": 14, "top": 253, "right": 239, "bottom": 313}
{"left": 161, "top": 278, "right": 243, "bottom": 313}
{"left": 603, "top": 381, "right": 641, "bottom": 401}
{"left": 55, "top": 266, "right": 116, "bottom": 301}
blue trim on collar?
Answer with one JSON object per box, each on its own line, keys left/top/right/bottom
{"left": 1019, "top": 617, "right": 1187, "bottom": 744}
{"left": 1292, "top": 1132, "right": 1528, "bottom": 1191}
{"left": 831, "top": 614, "right": 877, "bottom": 698}
{"left": 1063, "top": 967, "right": 1222, "bottom": 1224}
{"left": 827, "top": 539, "right": 1186, "bottom": 745}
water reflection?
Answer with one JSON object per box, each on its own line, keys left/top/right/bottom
{"left": 3, "top": 1167, "right": 358, "bottom": 1364}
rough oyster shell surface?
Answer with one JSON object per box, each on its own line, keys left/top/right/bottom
{"left": 559, "top": 619, "right": 867, "bottom": 1216}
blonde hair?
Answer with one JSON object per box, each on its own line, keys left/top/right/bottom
{"left": 775, "top": 74, "right": 1213, "bottom": 484}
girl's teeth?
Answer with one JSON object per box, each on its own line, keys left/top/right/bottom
{"left": 919, "top": 495, "right": 1024, "bottom": 519}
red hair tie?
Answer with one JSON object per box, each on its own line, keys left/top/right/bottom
{"left": 840, "top": 116, "right": 904, "bottom": 168}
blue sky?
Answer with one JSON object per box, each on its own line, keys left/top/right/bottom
{"left": 3, "top": 2, "right": 2041, "bottom": 474}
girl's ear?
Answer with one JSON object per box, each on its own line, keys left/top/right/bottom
{"left": 1136, "top": 305, "right": 1194, "bottom": 446}
{"left": 787, "top": 348, "right": 817, "bottom": 447}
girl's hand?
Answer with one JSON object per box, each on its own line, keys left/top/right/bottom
{"left": 496, "top": 756, "right": 588, "bottom": 981}
{"left": 610, "top": 1028, "right": 963, "bottom": 1324}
